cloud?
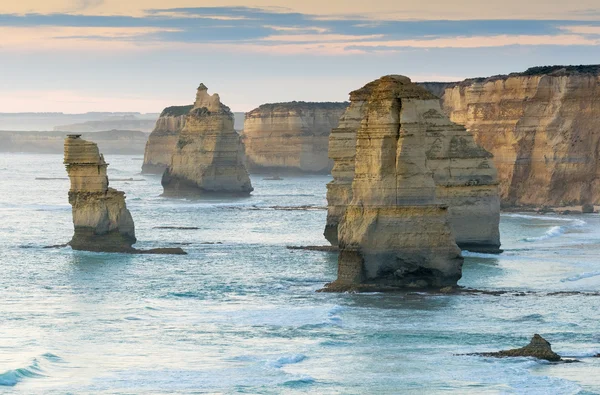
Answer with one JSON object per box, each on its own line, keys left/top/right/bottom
{"left": 0, "top": 6, "right": 599, "bottom": 54}
{"left": 560, "top": 25, "right": 600, "bottom": 34}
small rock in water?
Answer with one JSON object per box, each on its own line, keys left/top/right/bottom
{"left": 469, "top": 334, "right": 562, "bottom": 362}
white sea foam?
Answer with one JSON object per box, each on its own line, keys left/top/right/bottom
{"left": 560, "top": 271, "right": 600, "bottom": 282}
{"left": 523, "top": 226, "right": 565, "bottom": 242}
{"left": 267, "top": 354, "right": 307, "bottom": 368}
{"left": 503, "top": 213, "right": 577, "bottom": 222}
{"left": 462, "top": 251, "right": 500, "bottom": 259}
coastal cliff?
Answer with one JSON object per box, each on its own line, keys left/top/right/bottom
{"left": 242, "top": 102, "right": 348, "bottom": 173}
{"left": 422, "top": 65, "right": 600, "bottom": 208}
{"left": 323, "top": 76, "right": 464, "bottom": 292}
{"left": 142, "top": 105, "right": 192, "bottom": 174}
{"left": 326, "top": 77, "right": 501, "bottom": 252}
{"left": 161, "top": 84, "right": 253, "bottom": 196}
{"left": 64, "top": 135, "right": 136, "bottom": 252}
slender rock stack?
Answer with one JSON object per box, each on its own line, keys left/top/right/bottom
{"left": 242, "top": 102, "right": 348, "bottom": 174}
{"left": 323, "top": 76, "right": 464, "bottom": 291}
{"left": 142, "top": 105, "right": 192, "bottom": 174}
{"left": 161, "top": 84, "right": 253, "bottom": 196}
{"left": 326, "top": 77, "right": 501, "bottom": 253}
{"left": 64, "top": 134, "right": 136, "bottom": 252}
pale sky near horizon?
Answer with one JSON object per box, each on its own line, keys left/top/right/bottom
{"left": 1, "top": 0, "right": 599, "bottom": 113}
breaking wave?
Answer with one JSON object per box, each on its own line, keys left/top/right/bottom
{"left": 0, "top": 353, "right": 61, "bottom": 387}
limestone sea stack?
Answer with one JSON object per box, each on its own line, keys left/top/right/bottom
{"left": 142, "top": 105, "right": 192, "bottom": 174}
{"left": 64, "top": 134, "right": 136, "bottom": 252}
{"left": 161, "top": 84, "right": 253, "bottom": 196}
{"left": 423, "top": 65, "right": 600, "bottom": 208}
{"left": 242, "top": 102, "right": 348, "bottom": 174}
{"left": 326, "top": 77, "right": 501, "bottom": 253}
{"left": 323, "top": 75, "right": 464, "bottom": 292}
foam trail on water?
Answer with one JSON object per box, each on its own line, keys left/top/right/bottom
{"left": 561, "top": 271, "right": 600, "bottom": 282}
{"left": 462, "top": 251, "right": 500, "bottom": 259}
{"left": 523, "top": 226, "right": 565, "bottom": 242}
{"left": 267, "top": 354, "right": 307, "bottom": 368}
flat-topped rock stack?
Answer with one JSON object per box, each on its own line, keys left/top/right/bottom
{"left": 64, "top": 134, "right": 137, "bottom": 252}
{"left": 142, "top": 105, "right": 192, "bottom": 174}
{"left": 323, "top": 76, "right": 464, "bottom": 291}
{"left": 161, "top": 84, "right": 253, "bottom": 196}
{"left": 242, "top": 102, "right": 348, "bottom": 174}
{"left": 326, "top": 77, "right": 501, "bottom": 253}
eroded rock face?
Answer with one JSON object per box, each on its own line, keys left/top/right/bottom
{"left": 142, "top": 105, "right": 192, "bottom": 174}
{"left": 161, "top": 84, "right": 253, "bottom": 196}
{"left": 242, "top": 102, "right": 348, "bottom": 174}
{"left": 64, "top": 135, "right": 136, "bottom": 252}
{"left": 427, "top": 65, "right": 600, "bottom": 208}
{"left": 326, "top": 77, "right": 501, "bottom": 253}
{"left": 323, "top": 75, "right": 464, "bottom": 291}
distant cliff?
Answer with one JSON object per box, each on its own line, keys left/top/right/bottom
{"left": 55, "top": 119, "right": 157, "bottom": 133}
{"left": 142, "top": 105, "right": 192, "bottom": 174}
{"left": 421, "top": 65, "right": 600, "bottom": 207}
{"left": 0, "top": 130, "right": 148, "bottom": 154}
{"left": 242, "top": 101, "right": 348, "bottom": 174}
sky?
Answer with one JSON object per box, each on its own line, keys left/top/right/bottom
{"left": 1, "top": 0, "right": 600, "bottom": 113}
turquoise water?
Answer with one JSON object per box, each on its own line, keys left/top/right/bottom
{"left": 1, "top": 153, "right": 599, "bottom": 394}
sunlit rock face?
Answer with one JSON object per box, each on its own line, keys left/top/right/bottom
{"left": 64, "top": 135, "right": 136, "bottom": 252}
{"left": 323, "top": 75, "right": 464, "bottom": 292}
{"left": 161, "top": 84, "right": 253, "bottom": 196}
{"left": 326, "top": 77, "right": 501, "bottom": 253}
{"left": 424, "top": 65, "right": 600, "bottom": 208}
{"left": 142, "top": 105, "right": 192, "bottom": 174}
{"left": 242, "top": 102, "right": 348, "bottom": 174}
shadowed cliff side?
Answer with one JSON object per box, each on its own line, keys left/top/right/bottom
{"left": 161, "top": 84, "right": 253, "bottom": 197}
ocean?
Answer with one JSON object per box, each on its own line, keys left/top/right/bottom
{"left": 1, "top": 153, "right": 599, "bottom": 394}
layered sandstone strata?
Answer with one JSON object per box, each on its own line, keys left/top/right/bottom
{"left": 64, "top": 134, "right": 136, "bottom": 252}
{"left": 423, "top": 65, "right": 600, "bottom": 207}
{"left": 162, "top": 84, "right": 253, "bottom": 196}
{"left": 242, "top": 102, "right": 348, "bottom": 173}
{"left": 324, "top": 76, "right": 464, "bottom": 292}
{"left": 142, "top": 105, "right": 192, "bottom": 174}
{"left": 326, "top": 78, "right": 501, "bottom": 252}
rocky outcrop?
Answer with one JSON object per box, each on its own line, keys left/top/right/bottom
{"left": 326, "top": 77, "right": 501, "bottom": 253}
{"left": 242, "top": 102, "right": 348, "bottom": 173}
{"left": 0, "top": 130, "right": 148, "bottom": 154}
{"left": 161, "top": 84, "right": 253, "bottom": 196}
{"left": 423, "top": 65, "right": 600, "bottom": 208}
{"left": 64, "top": 135, "right": 186, "bottom": 254}
{"left": 142, "top": 105, "right": 192, "bottom": 174}
{"left": 469, "top": 334, "right": 562, "bottom": 362}
{"left": 323, "top": 76, "right": 464, "bottom": 292}
{"left": 64, "top": 134, "right": 137, "bottom": 252}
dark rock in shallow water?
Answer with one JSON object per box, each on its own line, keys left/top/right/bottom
{"left": 470, "top": 334, "right": 561, "bottom": 362}
{"left": 582, "top": 203, "right": 595, "bottom": 213}
{"left": 287, "top": 245, "right": 339, "bottom": 252}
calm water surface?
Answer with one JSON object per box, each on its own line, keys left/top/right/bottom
{"left": 0, "top": 153, "right": 599, "bottom": 394}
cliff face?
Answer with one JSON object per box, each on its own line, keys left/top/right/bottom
{"left": 426, "top": 65, "right": 600, "bottom": 207}
{"left": 142, "top": 105, "right": 192, "bottom": 174}
{"left": 162, "top": 84, "right": 253, "bottom": 196}
{"left": 64, "top": 135, "right": 136, "bottom": 252}
{"left": 324, "top": 76, "right": 464, "bottom": 292}
{"left": 327, "top": 78, "right": 501, "bottom": 252}
{"left": 242, "top": 102, "right": 348, "bottom": 173}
